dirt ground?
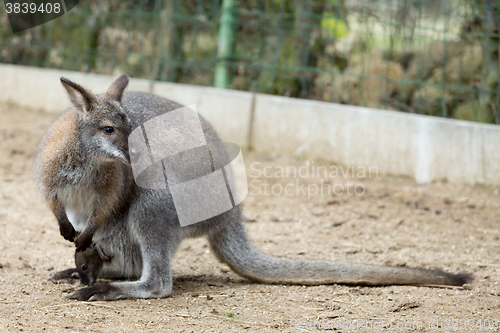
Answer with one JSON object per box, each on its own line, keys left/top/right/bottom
{"left": 0, "top": 103, "right": 499, "bottom": 333}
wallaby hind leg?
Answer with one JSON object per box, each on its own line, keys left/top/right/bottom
{"left": 68, "top": 208, "right": 179, "bottom": 301}
{"left": 68, "top": 277, "right": 173, "bottom": 301}
{"left": 68, "top": 247, "right": 174, "bottom": 301}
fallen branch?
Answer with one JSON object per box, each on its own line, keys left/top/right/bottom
{"left": 39, "top": 301, "right": 118, "bottom": 310}
{"left": 417, "top": 284, "right": 465, "bottom": 290}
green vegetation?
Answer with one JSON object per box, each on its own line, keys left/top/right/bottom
{"left": 0, "top": 0, "right": 498, "bottom": 123}
{"left": 224, "top": 311, "right": 235, "bottom": 317}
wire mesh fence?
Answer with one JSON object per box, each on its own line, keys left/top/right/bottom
{"left": 1, "top": 0, "right": 499, "bottom": 123}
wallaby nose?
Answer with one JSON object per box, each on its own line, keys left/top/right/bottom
{"left": 81, "top": 277, "right": 92, "bottom": 286}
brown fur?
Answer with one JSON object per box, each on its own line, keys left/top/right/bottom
{"left": 34, "top": 75, "right": 135, "bottom": 251}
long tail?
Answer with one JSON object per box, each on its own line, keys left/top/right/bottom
{"left": 208, "top": 222, "right": 472, "bottom": 286}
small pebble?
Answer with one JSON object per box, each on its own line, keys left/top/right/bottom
{"left": 47, "top": 266, "right": 54, "bottom": 271}
{"left": 435, "top": 210, "right": 441, "bottom": 215}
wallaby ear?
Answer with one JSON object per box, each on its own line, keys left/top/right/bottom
{"left": 105, "top": 74, "right": 129, "bottom": 102}
{"left": 60, "top": 77, "right": 96, "bottom": 116}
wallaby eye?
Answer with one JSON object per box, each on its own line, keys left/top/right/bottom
{"left": 103, "top": 126, "right": 115, "bottom": 135}
{"left": 81, "top": 264, "right": 88, "bottom": 271}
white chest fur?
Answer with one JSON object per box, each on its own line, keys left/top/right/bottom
{"left": 58, "top": 187, "right": 97, "bottom": 233}
{"left": 65, "top": 208, "right": 89, "bottom": 232}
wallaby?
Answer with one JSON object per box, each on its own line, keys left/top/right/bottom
{"left": 36, "top": 75, "right": 472, "bottom": 301}
{"left": 33, "top": 75, "right": 133, "bottom": 252}
{"left": 70, "top": 246, "right": 108, "bottom": 286}
{"left": 48, "top": 230, "right": 112, "bottom": 286}
{"left": 48, "top": 245, "right": 106, "bottom": 286}
{"left": 50, "top": 217, "right": 143, "bottom": 287}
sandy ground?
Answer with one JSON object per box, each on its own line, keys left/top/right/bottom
{"left": 0, "top": 103, "right": 499, "bottom": 333}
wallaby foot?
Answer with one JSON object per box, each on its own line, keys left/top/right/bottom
{"left": 48, "top": 268, "right": 80, "bottom": 284}
{"left": 67, "top": 280, "right": 172, "bottom": 301}
{"left": 67, "top": 284, "right": 121, "bottom": 301}
{"left": 75, "top": 227, "right": 94, "bottom": 252}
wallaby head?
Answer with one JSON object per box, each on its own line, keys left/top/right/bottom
{"left": 74, "top": 246, "right": 104, "bottom": 286}
{"left": 60, "top": 74, "right": 132, "bottom": 165}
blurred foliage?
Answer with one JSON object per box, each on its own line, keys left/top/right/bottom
{"left": 321, "top": 15, "right": 348, "bottom": 39}
{"left": 0, "top": 0, "right": 499, "bottom": 123}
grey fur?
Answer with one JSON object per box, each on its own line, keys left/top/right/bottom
{"left": 36, "top": 77, "right": 472, "bottom": 301}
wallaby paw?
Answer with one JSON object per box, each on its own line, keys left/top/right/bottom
{"left": 75, "top": 230, "right": 93, "bottom": 252}
{"left": 67, "top": 284, "right": 119, "bottom": 301}
{"left": 59, "top": 223, "right": 76, "bottom": 242}
{"left": 48, "top": 268, "right": 80, "bottom": 284}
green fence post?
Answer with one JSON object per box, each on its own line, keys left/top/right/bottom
{"left": 478, "top": 0, "right": 499, "bottom": 122}
{"left": 214, "top": 0, "right": 235, "bottom": 88}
